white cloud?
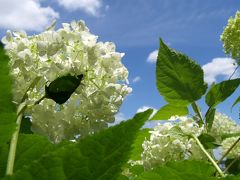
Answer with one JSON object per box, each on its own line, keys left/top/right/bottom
{"left": 56, "top": 0, "right": 103, "bottom": 16}
{"left": 132, "top": 76, "right": 141, "bottom": 83}
{"left": 0, "top": 0, "right": 59, "bottom": 31}
{"left": 108, "top": 112, "right": 127, "bottom": 126}
{"left": 147, "top": 50, "right": 158, "bottom": 63}
{"left": 202, "top": 57, "right": 239, "bottom": 84}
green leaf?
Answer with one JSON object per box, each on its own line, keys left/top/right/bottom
{"left": 0, "top": 46, "right": 16, "bottom": 144}
{"left": 14, "top": 134, "right": 55, "bottom": 171}
{"left": 6, "top": 110, "right": 153, "bottom": 180}
{"left": 0, "top": 45, "right": 17, "bottom": 178}
{"left": 45, "top": 74, "right": 84, "bottom": 104}
{"left": 151, "top": 104, "right": 188, "bottom": 120}
{"left": 156, "top": 39, "right": 207, "bottom": 105}
{"left": 205, "top": 79, "right": 240, "bottom": 108}
{"left": 221, "top": 132, "right": 240, "bottom": 140}
{"left": 231, "top": 96, "right": 240, "bottom": 110}
{"left": 136, "top": 160, "right": 216, "bottom": 180}
{"left": 205, "top": 107, "right": 216, "bottom": 131}
{"left": 129, "top": 128, "right": 150, "bottom": 161}
{"left": 198, "top": 133, "right": 220, "bottom": 149}
{"left": 19, "top": 117, "right": 33, "bottom": 134}
{"left": 225, "top": 158, "right": 240, "bottom": 175}
{"left": 0, "top": 143, "right": 9, "bottom": 178}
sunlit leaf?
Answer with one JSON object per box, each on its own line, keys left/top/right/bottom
{"left": 151, "top": 104, "right": 188, "bottom": 120}
{"left": 205, "top": 79, "right": 240, "bottom": 108}
{"left": 156, "top": 39, "right": 207, "bottom": 105}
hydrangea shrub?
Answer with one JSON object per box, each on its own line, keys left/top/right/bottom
{"left": 2, "top": 21, "right": 132, "bottom": 142}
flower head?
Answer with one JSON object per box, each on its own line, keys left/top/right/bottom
{"left": 3, "top": 20, "right": 132, "bottom": 143}
{"left": 221, "top": 11, "right": 240, "bottom": 62}
{"left": 222, "top": 137, "right": 240, "bottom": 159}
{"left": 210, "top": 112, "right": 240, "bottom": 141}
{"left": 141, "top": 116, "right": 204, "bottom": 170}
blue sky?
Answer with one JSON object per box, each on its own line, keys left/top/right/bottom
{"left": 0, "top": 0, "right": 239, "bottom": 123}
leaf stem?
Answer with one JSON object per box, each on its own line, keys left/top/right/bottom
{"left": 34, "top": 95, "right": 46, "bottom": 105}
{"left": 217, "top": 137, "right": 240, "bottom": 164}
{"left": 191, "top": 135, "right": 225, "bottom": 177}
{"left": 6, "top": 102, "right": 26, "bottom": 175}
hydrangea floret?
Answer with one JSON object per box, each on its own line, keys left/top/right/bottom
{"left": 210, "top": 112, "right": 240, "bottom": 141}
{"left": 141, "top": 116, "right": 205, "bottom": 170}
{"left": 221, "top": 11, "right": 240, "bottom": 63}
{"left": 140, "top": 112, "right": 240, "bottom": 170}
{"left": 2, "top": 20, "right": 132, "bottom": 143}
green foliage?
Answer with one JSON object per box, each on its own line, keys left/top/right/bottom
{"left": 136, "top": 160, "right": 216, "bottom": 180}
{"left": 156, "top": 39, "right": 207, "bottom": 106}
{"left": 151, "top": 104, "right": 188, "bottom": 120}
{"left": 198, "top": 133, "right": 220, "bottom": 149}
{"left": 4, "top": 110, "right": 152, "bottom": 180}
{"left": 205, "top": 79, "right": 240, "bottom": 108}
{"left": 0, "top": 143, "right": 9, "bottom": 178}
{"left": 19, "top": 117, "right": 33, "bottom": 134}
{"left": 231, "top": 96, "right": 240, "bottom": 110}
{"left": 45, "top": 74, "right": 84, "bottom": 104}
{"left": 205, "top": 107, "right": 216, "bottom": 131}
{"left": 225, "top": 159, "right": 240, "bottom": 175}
{"left": 0, "top": 45, "right": 16, "bottom": 147}
{"left": 0, "top": 45, "right": 18, "bottom": 178}
{"left": 221, "top": 132, "right": 240, "bottom": 140}
{"left": 128, "top": 129, "right": 150, "bottom": 161}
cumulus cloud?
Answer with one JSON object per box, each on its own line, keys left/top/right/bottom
{"left": 147, "top": 50, "right": 158, "bottom": 63}
{"left": 202, "top": 57, "right": 239, "bottom": 84}
{"left": 108, "top": 112, "right": 128, "bottom": 126}
{"left": 56, "top": 0, "right": 103, "bottom": 16}
{"left": 132, "top": 76, "right": 141, "bottom": 83}
{"left": 0, "top": 0, "right": 59, "bottom": 31}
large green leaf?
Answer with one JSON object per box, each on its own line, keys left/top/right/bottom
{"left": 136, "top": 160, "right": 216, "bottom": 180}
{"left": 205, "top": 79, "right": 240, "bottom": 108}
{"left": 156, "top": 39, "right": 207, "bottom": 105}
{"left": 0, "top": 44, "right": 17, "bottom": 178}
{"left": 0, "top": 45, "right": 16, "bottom": 147}
{"left": 5, "top": 110, "right": 153, "bottom": 180}
{"left": 128, "top": 128, "right": 150, "bottom": 161}
{"left": 151, "top": 104, "right": 188, "bottom": 120}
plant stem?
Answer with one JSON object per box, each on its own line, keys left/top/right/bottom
{"left": 34, "top": 95, "right": 46, "bottom": 105}
{"left": 228, "top": 64, "right": 239, "bottom": 80}
{"left": 192, "top": 135, "right": 225, "bottom": 177}
{"left": 6, "top": 102, "right": 26, "bottom": 175}
{"left": 217, "top": 137, "right": 240, "bottom": 164}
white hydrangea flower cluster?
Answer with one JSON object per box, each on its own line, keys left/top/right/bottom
{"left": 221, "top": 10, "right": 240, "bottom": 62}
{"left": 210, "top": 112, "right": 240, "bottom": 159}
{"left": 141, "top": 116, "right": 204, "bottom": 170}
{"left": 222, "top": 137, "right": 240, "bottom": 159}
{"left": 2, "top": 20, "right": 132, "bottom": 143}
{"left": 210, "top": 112, "right": 240, "bottom": 140}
